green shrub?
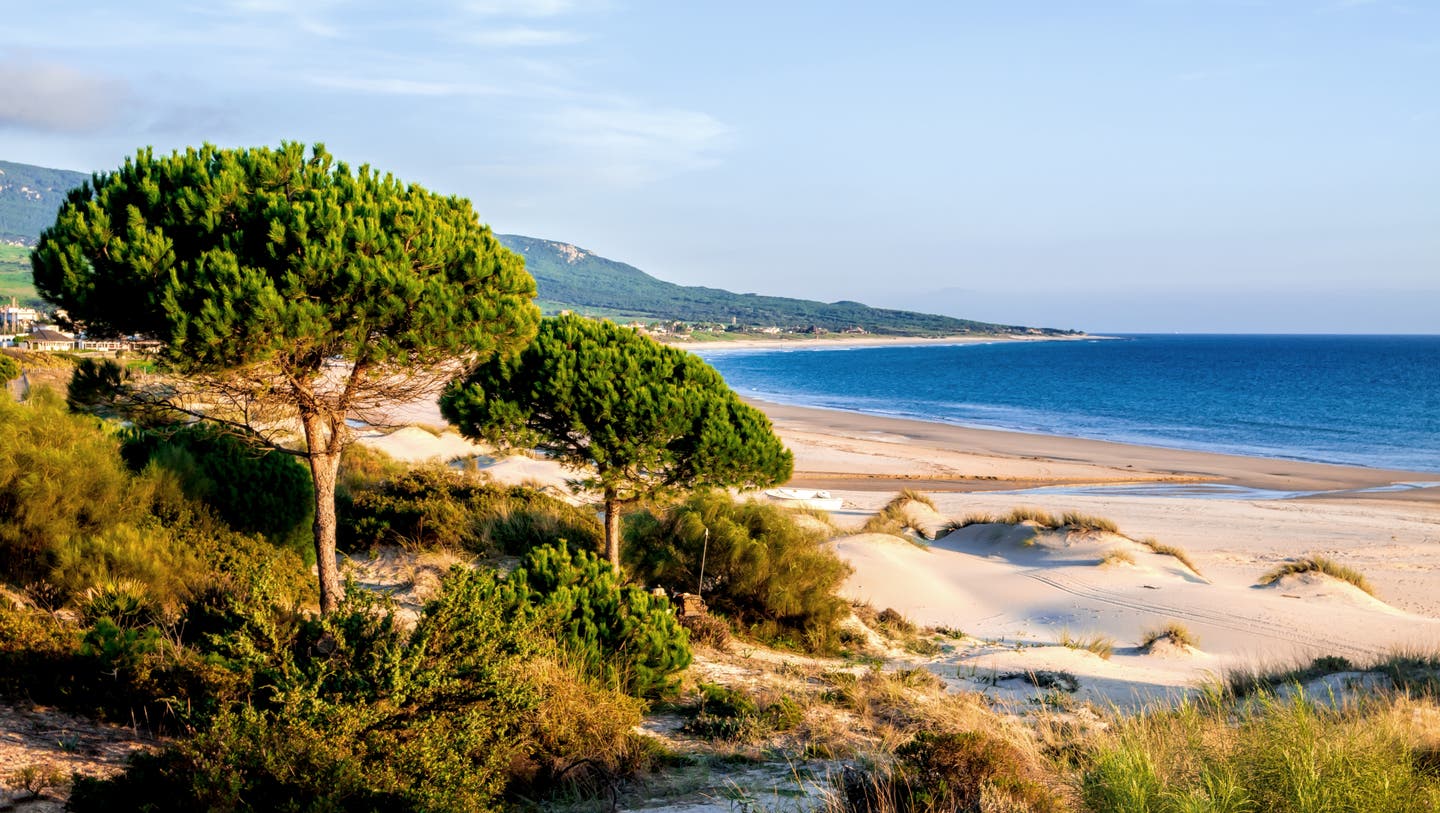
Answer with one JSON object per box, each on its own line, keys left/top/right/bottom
{"left": 499, "top": 542, "right": 690, "bottom": 699}
{"left": 120, "top": 423, "right": 315, "bottom": 559}
{"left": 681, "top": 682, "right": 802, "bottom": 742}
{"left": 626, "top": 490, "right": 853, "bottom": 652}
{"left": 0, "top": 353, "right": 19, "bottom": 383}
{"left": 340, "top": 467, "right": 603, "bottom": 555}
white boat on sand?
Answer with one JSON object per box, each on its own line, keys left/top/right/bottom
{"left": 763, "top": 488, "right": 844, "bottom": 511}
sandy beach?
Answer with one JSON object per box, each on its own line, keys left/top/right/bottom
{"left": 756, "top": 399, "right": 1440, "bottom": 707}
{"left": 359, "top": 390, "right": 1440, "bottom": 709}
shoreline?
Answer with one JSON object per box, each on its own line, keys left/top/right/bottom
{"left": 751, "top": 398, "right": 1440, "bottom": 499}
{"left": 675, "top": 332, "right": 1102, "bottom": 353}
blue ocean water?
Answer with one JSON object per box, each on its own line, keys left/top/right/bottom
{"left": 695, "top": 335, "right": 1440, "bottom": 473}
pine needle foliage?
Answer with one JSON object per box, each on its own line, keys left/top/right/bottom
{"left": 442, "top": 314, "right": 792, "bottom": 569}
{"left": 32, "top": 142, "right": 541, "bottom": 613}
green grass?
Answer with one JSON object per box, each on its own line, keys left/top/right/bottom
{"left": 1258, "top": 556, "right": 1375, "bottom": 597}
{"left": 860, "top": 491, "right": 935, "bottom": 540}
{"left": 1223, "top": 650, "right": 1440, "bottom": 699}
{"left": 1141, "top": 621, "right": 1199, "bottom": 651}
{"left": 1081, "top": 692, "right": 1440, "bottom": 812}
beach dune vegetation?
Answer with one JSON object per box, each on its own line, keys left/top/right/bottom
{"left": 1258, "top": 556, "right": 1376, "bottom": 596}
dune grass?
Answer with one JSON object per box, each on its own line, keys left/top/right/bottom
{"left": 1138, "top": 536, "right": 1203, "bottom": 577}
{"left": 1223, "top": 649, "right": 1440, "bottom": 700}
{"left": 860, "top": 491, "right": 935, "bottom": 540}
{"left": 1081, "top": 692, "right": 1440, "bottom": 813}
{"left": 1001, "top": 506, "right": 1063, "bottom": 528}
{"left": 1258, "top": 555, "right": 1376, "bottom": 597}
{"left": 1062, "top": 511, "right": 1120, "bottom": 534}
{"left": 1059, "top": 630, "right": 1115, "bottom": 660}
{"left": 1100, "top": 549, "right": 1136, "bottom": 568}
{"left": 1141, "top": 621, "right": 1199, "bottom": 651}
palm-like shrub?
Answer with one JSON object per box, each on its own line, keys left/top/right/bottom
{"left": 626, "top": 491, "right": 853, "bottom": 652}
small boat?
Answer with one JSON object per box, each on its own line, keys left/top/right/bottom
{"left": 763, "top": 488, "right": 844, "bottom": 511}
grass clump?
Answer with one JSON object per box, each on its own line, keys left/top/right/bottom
{"left": 626, "top": 491, "right": 853, "bottom": 653}
{"left": 1141, "top": 621, "right": 1200, "bottom": 652}
{"left": 1060, "top": 630, "right": 1115, "bottom": 660}
{"left": 860, "top": 490, "right": 939, "bottom": 540}
{"left": 1001, "top": 506, "right": 1062, "bottom": 528}
{"left": 1100, "top": 549, "right": 1137, "bottom": 568}
{"left": 681, "top": 683, "right": 803, "bottom": 743}
{"left": 1061, "top": 511, "right": 1120, "bottom": 534}
{"left": 1138, "top": 537, "right": 1203, "bottom": 577}
{"left": 1258, "top": 556, "right": 1376, "bottom": 597}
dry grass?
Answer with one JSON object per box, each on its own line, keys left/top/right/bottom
{"left": 1258, "top": 556, "right": 1376, "bottom": 597}
{"left": 1059, "top": 630, "right": 1115, "bottom": 660}
{"left": 1061, "top": 511, "right": 1120, "bottom": 534}
{"left": 1001, "top": 506, "right": 1062, "bottom": 528}
{"left": 859, "top": 491, "right": 936, "bottom": 541}
{"left": 1137, "top": 537, "right": 1203, "bottom": 576}
{"left": 1100, "top": 549, "right": 1136, "bottom": 568}
{"left": 1140, "top": 621, "right": 1199, "bottom": 651}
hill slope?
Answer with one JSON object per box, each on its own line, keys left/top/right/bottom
{"left": 0, "top": 160, "right": 1066, "bottom": 335}
{"left": 498, "top": 234, "right": 1063, "bottom": 336}
{"left": 0, "top": 161, "right": 89, "bottom": 245}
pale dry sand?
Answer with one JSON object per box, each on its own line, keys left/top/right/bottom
{"left": 761, "top": 400, "right": 1440, "bottom": 708}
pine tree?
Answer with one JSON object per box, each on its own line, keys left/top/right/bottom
{"left": 32, "top": 142, "right": 540, "bottom": 613}
{"left": 440, "top": 313, "right": 792, "bottom": 569}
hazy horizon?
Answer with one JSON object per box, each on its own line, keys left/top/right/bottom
{"left": 3, "top": 1, "right": 1436, "bottom": 334}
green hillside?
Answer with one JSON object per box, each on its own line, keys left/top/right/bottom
{"left": 498, "top": 234, "right": 1065, "bottom": 336}
{"left": 0, "top": 160, "right": 89, "bottom": 245}
{"left": 0, "top": 159, "right": 1069, "bottom": 336}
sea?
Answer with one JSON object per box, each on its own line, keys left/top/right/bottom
{"left": 694, "top": 334, "right": 1440, "bottom": 475}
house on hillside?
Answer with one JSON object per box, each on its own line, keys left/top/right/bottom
{"left": 22, "top": 327, "right": 75, "bottom": 351}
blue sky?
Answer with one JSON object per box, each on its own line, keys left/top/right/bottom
{"left": 2, "top": 1, "right": 1435, "bottom": 332}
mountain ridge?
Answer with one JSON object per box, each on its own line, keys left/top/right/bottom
{"left": 0, "top": 159, "right": 1071, "bottom": 335}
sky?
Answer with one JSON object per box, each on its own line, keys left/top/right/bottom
{"left": 1, "top": 1, "right": 1436, "bottom": 333}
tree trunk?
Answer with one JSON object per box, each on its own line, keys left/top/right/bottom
{"left": 302, "top": 412, "right": 344, "bottom": 614}
{"left": 604, "top": 487, "right": 622, "bottom": 572}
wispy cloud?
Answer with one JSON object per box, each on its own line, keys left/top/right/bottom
{"left": 462, "top": 26, "right": 587, "bottom": 47}
{"left": 545, "top": 104, "right": 730, "bottom": 184}
{"left": 306, "top": 75, "right": 509, "bottom": 97}
{"left": 461, "top": 0, "right": 588, "bottom": 17}
{"left": 0, "top": 59, "right": 129, "bottom": 133}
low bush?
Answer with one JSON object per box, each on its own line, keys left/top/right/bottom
{"left": 498, "top": 542, "right": 691, "bottom": 699}
{"left": 682, "top": 682, "right": 803, "bottom": 743}
{"left": 626, "top": 490, "right": 853, "bottom": 652}
{"left": 340, "top": 467, "right": 603, "bottom": 555}
{"left": 1258, "top": 556, "right": 1375, "bottom": 596}
{"left": 834, "top": 729, "right": 1067, "bottom": 812}
{"left": 120, "top": 423, "right": 315, "bottom": 559}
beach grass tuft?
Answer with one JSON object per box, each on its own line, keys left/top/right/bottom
{"left": 1138, "top": 536, "right": 1203, "bottom": 576}
{"left": 1140, "top": 621, "right": 1199, "bottom": 651}
{"left": 860, "top": 491, "right": 936, "bottom": 540}
{"left": 1001, "top": 506, "right": 1062, "bottom": 528}
{"left": 1100, "top": 549, "right": 1136, "bottom": 568}
{"left": 1258, "top": 555, "right": 1376, "bottom": 596}
{"left": 1059, "top": 629, "right": 1115, "bottom": 660}
{"left": 1061, "top": 511, "right": 1120, "bottom": 534}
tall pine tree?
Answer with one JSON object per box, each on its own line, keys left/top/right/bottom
{"left": 33, "top": 143, "right": 539, "bottom": 612}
